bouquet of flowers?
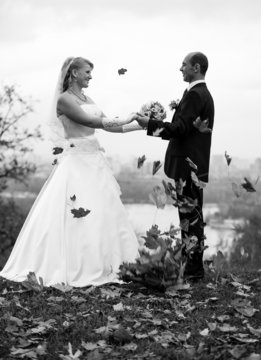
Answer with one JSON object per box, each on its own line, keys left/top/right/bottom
{"left": 140, "top": 101, "right": 167, "bottom": 121}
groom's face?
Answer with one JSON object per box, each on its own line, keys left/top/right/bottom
{"left": 180, "top": 55, "right": 195, "bottom": 83}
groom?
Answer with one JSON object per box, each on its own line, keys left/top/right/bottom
{"left": 138, "top": 52, "right": 214, "bottom": 280}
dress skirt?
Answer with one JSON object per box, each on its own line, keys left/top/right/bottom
{"left": 0, "top": 138, "right": 139, "bottom": 287}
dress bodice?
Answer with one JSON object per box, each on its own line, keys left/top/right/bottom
{"left": 59, "top": 103, "right": 103, "bottom": 139}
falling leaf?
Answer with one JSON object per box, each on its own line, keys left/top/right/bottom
{"left": 193, "top": 117, "right": 212, "bottom": 133}
{"left": 118, "top": 68, "right": 127, "bottom": 75}
{"left": 186, "top": 157, "right": 198, "bottom": 171}
{"left": 225, "top": 151, "right": 232, "bottom": 166}
{"left": 152, "top": 127, "right": 164, "bottom": 137}
{"left": 152, "top": 160, "right": 162, "bottom": 175}
{"left": 70, "top": 195, "right": 76, "bottom": 201}
{"left": 52, "top": 147, "right": 64, "bottom": 155}
{"left": 149, "top": 185, "right": 167, "bottom": 209}
{"left": 191, "top": 171, "right": 206, "bottom": 189}
{"left": 137, "top": 155, "right": 146, "bottom": 169}
{"left": 71, "top": 207, "right": 91, "bottom": 218}
{"left": 175, "top": 178, "right": 186, "bottom": 195}
{"left": 169, "top": 99, "right": 180, "bottom": 110}
{"left": 162, "top": 179, "right": 176, "bottom": 197}
{"left": 241, "top": 177, "right": 256, "bottom": 192}
{"left": 180, "top": 219, "right": 189, "bottom": 232}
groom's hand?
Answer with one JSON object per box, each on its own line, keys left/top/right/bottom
{"left": 136, "top": 115, "right": 150, "bottom": 129}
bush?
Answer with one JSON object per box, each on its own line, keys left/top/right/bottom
{"left": 0, "top": 198, "right": 26, "bottom": 270}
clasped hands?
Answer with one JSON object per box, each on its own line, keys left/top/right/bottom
{"left": 128, "top": 113, "right": 211, "bottom": 133}
{"left": 127, "top": 112, "right": 150, "bottom": 129}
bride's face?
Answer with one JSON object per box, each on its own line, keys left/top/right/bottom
{"left": 74, "top": 64, "right": 93, "bottom": 88}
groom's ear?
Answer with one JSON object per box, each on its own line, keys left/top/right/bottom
{"left": 194, "top": 63, "right": 200, "bottom": 73}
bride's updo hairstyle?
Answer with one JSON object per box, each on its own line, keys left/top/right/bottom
{"left": 62, "top": 57, "right": 94, "bottom": 92}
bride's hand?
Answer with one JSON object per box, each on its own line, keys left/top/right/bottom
{"left": 136, "top": 114, "right": 150, "bottom": 128}
{"left": 126, "top": 112, "right": 141, "bottom": 123}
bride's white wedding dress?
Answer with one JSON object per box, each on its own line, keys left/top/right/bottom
{"left": 0, "top": 104, "right": 139, "bottom": 287}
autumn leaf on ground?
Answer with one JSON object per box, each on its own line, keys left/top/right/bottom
{"left": 193, "top": 117, "right": 212, "bottom": 133}
{"left": 152, "top": 160, "right": 162, "bottom": 175}
{"left": 52, "top": 159, "right": 58, "bottom": 166}
{"left": 71, "top": 207, "right": 91, "bottom": 218}
{"left": 118, "top": 68, "right": 127, "bottom": 75}
{"left": 59, "top": 342, "right": 82, "bottom": 359}
{"left": 137, "top": 155, "right": 146, "bottom": 169}
{"left": 186, "top": 157, "right": 198, "bottom": 171}
{"left": 81, "top": 340, "right": 107, "bottom": 351}
{"left": 51, "top": 283, "right": 73, "bottom": 292}
{"left": 52, "top": 147, "right": 64, "bottom": 155}
{"left": 191, "top": 171, "right": 206, "bottom": 189}
{"left": 241, "top": 177, "right": 256, "bottom": 192}
{"left": 21, "top": 272, "right": 44, "bottom": 292}
{"left": 225, "top": 151, "right": 232, "bottom": 166}
{"left": 149, "top": 185, "right": 167, "bottom": 209}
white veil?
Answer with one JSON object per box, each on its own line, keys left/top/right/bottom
{"left": 48, "top": 57, "right": 75, "bottom": 146}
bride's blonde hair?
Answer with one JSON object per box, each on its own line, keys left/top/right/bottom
{"left": 62, "top": 57, "right": 94, "bottom": 92}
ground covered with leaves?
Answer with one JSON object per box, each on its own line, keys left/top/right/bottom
{"left": 0, "top": 270, "right": 261, "bottom": 360}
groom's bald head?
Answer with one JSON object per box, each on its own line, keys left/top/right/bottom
{"left": 187, "top": 52, "right": 209, "bottom": 75}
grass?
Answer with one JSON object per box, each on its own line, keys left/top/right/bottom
{"left": 0, "top": 268, "right": 261, "bottom": 360}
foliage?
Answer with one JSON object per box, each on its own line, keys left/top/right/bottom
{"left": 119, "top": 225, "right": 198, "bottom": 291}
{"left": 230, "top": 211, "right": 261, "bottom": 270}
{"left": 0, "top": 84, "right": 41, "bottom": 193}
{"left": 0, "top": 84, "right": 41, "bottom": 270}
{"left": 0, "top": 270, "right": 261, "bottom": 359}
{"left": 0, "top": 198, "right": 26, "bottom": 270}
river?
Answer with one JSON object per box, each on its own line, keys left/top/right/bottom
{"left": 125, "top": 203, "right": 237, "bottom": 258}
{"left": 2, "top": 191, "right": 236, "bottom": 258}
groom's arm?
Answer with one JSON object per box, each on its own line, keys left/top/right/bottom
{"left": 147, "top": 91, "right": 203, "bottom": 139}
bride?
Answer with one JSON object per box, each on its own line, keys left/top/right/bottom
{"left": 0, "top": 57, "right": 144, "bottom": 287}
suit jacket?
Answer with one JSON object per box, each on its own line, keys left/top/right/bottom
{"left": 147, "top": 83, "right": 214, "bottom": 183}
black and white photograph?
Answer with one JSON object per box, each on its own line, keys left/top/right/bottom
{"left": 0, "top": 0, "right": 261, "bottom": 359}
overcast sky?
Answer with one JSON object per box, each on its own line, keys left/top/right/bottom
{"left": 1, "top": 0, "right": 261, "bottom": 162}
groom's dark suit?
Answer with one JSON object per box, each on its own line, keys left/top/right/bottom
{"left": 147, "top": 82, "right": 214, "bottom": 278}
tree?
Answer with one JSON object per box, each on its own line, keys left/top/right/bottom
{"left": 229, "top": 206, "right": 261, "bottom": 270}
{"left": 0, "top": 84, "right": 41, "bottom": 192}
{"left": 0, "top": 85, "right": 41, "bottom": 269}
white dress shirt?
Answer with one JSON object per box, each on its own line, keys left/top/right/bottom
{"left": 187, "top": 80, "right": 206, "bottom": 91}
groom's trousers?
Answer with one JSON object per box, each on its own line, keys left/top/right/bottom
{"left": 176, "top": 175, "right": 205, "bottom": 278}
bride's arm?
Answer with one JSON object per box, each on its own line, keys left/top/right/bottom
{"left": 57, "top": 94, "right": 136, "bottom": 129}
{"left": 103, "top": 120, "right": 144, "bottom": 133}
